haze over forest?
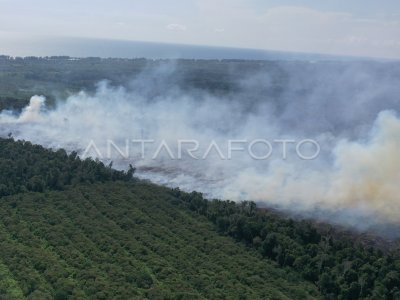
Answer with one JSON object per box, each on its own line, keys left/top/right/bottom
{"left": 1, "top": 1, "right": 400, "bottom": 299}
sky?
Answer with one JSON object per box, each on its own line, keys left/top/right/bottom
{"left": 1, "top": 0, "right": 400, "bottom": 59}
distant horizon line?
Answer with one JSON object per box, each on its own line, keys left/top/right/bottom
{"left": 1, "top": 36, "right": 398, "bottom": 62}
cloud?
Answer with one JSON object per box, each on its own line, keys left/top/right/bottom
{"left": 214, "top": 28, "right": 225, "bottom": 33}
{"left": 166, "top": 23, "right": 187, "bottom": 31}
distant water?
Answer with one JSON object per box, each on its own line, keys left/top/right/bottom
{"left": 0, "top": 36, "right": 372, "bottom": 61}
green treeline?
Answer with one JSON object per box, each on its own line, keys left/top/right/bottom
{"left": 0, "top": 138, "right": 135, "bottom": 196}
{"left": 173, "top": 190, "right": 400, "bottom": 299}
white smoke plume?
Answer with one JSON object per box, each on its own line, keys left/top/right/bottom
{"left": 1, "top": 61, "right": 399, "bottom": 233}
{"left": 0, "top": 95, "right": 45, "bottom": 124}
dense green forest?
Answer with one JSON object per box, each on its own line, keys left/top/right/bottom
{"left": 175, "top": 193, "right": 400, "bottom": 299}
{"left": 0, "top": 137, "right": 400, "bottom": 299}
{"left": 0, "top": 138, "right": 135, "bottom": 196}
{"left": 0, "top": 137, "right": 318, "bottom": 299}
{"left": 0, "top": 55, "right": 268, "bottom": 111}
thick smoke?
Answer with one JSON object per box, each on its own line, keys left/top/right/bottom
{"left": 0, "top": 95, "right": 45, "bottom": 123}
{"left": 1, "top": 61, "right": 400, "bottom": 233}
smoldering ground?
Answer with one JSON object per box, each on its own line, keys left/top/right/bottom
{"left": 1, "top": 60, "right": 400, "bottom": 235}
